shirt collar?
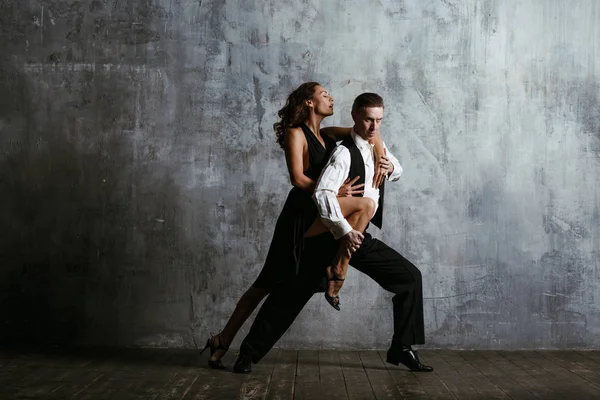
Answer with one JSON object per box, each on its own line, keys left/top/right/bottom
{"left": 351, "top": 128, "right": 373, "bottom": 151}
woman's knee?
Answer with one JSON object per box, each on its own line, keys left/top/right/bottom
{"left": 359, "top": 197, "right": 377, "bottom": 217}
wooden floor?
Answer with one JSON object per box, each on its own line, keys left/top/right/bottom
{"left": 2, "top": 347, "right": 600, "bottom": 399}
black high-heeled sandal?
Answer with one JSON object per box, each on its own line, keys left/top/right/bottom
{"left": 199, "top": 333, "right": 228, "bottom": 370}
{"left": 324, "top": 267, "right": 345, "bottom": 311}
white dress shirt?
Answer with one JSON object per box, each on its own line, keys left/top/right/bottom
{"left": 313, "top": 130, "right": 403, "bottom": 239}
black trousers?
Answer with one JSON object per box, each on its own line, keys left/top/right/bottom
{"left": 240, "top": 231, "right": 425, "bottom": 363}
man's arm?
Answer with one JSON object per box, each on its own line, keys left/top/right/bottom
{"left": 313, "top": 146, "right": 354, "bottom": 240}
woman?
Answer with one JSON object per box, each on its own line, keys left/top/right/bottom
{"left": 201, "top": 82, "right": 385, "bottom": 369}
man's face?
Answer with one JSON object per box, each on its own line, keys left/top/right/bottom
{"left": 352, "top": 106, "right": 383, "bottom": 141}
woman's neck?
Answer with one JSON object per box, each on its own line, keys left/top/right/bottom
{"left": 304, "top": 114, "right": 324, "bottom": 135}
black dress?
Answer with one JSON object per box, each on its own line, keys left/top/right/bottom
{"left": 252, "top": 123, "right": 336, "bottom": 290}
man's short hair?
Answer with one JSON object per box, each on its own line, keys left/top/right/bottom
{"left": 352, "top": 93, "right": 384, "bottom": 113}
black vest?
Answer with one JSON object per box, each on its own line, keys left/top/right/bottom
{"left": 340, "top": 137, "right": 385, "bottom": 229}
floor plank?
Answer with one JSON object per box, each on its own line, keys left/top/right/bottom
{"left": 153, "top": 349, "right": 205, "bottom": 400}
{"left": 520, "top": 351, "right": 600, "bottom": 399}
{"left": 239, "top": 349, "right": 279, "bottom": 400}
{"left": 184, "top": 349, "right": 277, "bottom": 400}
{"left": 1, "top": 347, "right": 600, "bottom": 399}
{"left": 358, "top": 350, "right": 403, "bottom": 399}
{"left": 378, "top": 350, "right": 429, "bottom": 400}
{"left": 339, "top": 351, "right": 375, "bottom": 400}
{"left": 496, "top": 351, "right": 578, "bottom": 399}
{"left": 294, "top": 350, "right": 322, "bottom": 400}
{"left": 8, "top": 348, "right": 116, "bottom": 400}
{"left": 318, "top": 350, "right": 347, "bottom": 399}
{"left": 405, "top": 351, "right": 456, "bottom": 400}
{"left": 436, "top": 350, "right": 508, "bottom": 399}
{"left": 421, "top": 351, "right": 482, "bottom": 399}
{"left": 576, "top": 350, "right": 600, "bottom": 366}
{"left": 267, "top": 349, "right": 297, "bottom": 400}
{"left": 537, "top": 351, "right": 600, "bottom": 388}
{"left": 479, "top": 351, "right": 563, "bottom": 400}
{"left": 564, "top": 351, "right": 600, "bottom": 375}
{"left": 458, "top": 351, "right": 537, "bottom": 400}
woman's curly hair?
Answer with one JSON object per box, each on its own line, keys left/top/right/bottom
{"left": 273, "top": 82, "right": 320, "bottom": 149}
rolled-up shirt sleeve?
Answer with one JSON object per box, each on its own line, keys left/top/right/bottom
{"left": 384, "top": 142, "right": 403, "bottom": 182}
{"left": 313, "top": 146, "right": 353, "bottom": 240}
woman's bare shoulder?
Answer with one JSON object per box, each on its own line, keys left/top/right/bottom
{"left": 285, "top": 126, "right": 306, "bottom": 145}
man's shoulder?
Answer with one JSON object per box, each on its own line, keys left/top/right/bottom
{"left": 339, "top": 136, "right": 356, "bottom": 149}
{"left": 327, "top": 143, "right": 351, "bottom": 164}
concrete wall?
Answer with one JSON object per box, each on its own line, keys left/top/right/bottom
{"left": 1, "top": 0, "right": 598, "bottom": 349}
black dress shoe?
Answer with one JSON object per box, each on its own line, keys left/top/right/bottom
{"left": 386, "top": 348, "right": 433, "bottom": 372}
{"left": 233, "top": 353, "right": 252, "bottom": 374}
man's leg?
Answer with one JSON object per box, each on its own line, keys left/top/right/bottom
{"left": 236, "top": 233, "right": 337, "bottom": 371}
{"left": 238, "top": 278, "right": 319, "bottom": 365}
{"left": 350, "top": 232, "right": 432, "bottom": 371}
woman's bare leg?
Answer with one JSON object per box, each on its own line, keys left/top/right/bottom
{"left": 326, "top": 198, "right": 375, "bottom": 305}
{"left": 304, "top": 197, "right": 376, "bottom": 309}
{"left": 208, "top": 286, "right": 270, "bottom": 362}
{"left": 304, "top": 197, "right": 375, "bottom": 238}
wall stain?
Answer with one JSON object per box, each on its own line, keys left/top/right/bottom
{"left": 253, "top": 75, "right": 265, "bottom": 139}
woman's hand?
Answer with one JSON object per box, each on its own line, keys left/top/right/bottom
{"left": 373, "top": 149, "right": 392, "bottom": 188}
{"left": 337, "top": 176, "right": 365, "bottom": 197}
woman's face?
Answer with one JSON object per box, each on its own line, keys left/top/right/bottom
{"left": 307, "top": 85, "right": 334, "bottom": 117}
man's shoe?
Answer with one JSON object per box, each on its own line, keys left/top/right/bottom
{"left": 233, "top": 353, "right": 252, "bottom": 374}
{"left": 386, "top": 347, "right": 433, "bottom": 372}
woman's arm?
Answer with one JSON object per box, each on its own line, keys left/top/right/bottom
{"left": 284, "top": 127, "right": 317, "bottom": 193}
{"left": 322, "top": 126, "right": 385, "bottom": 188}
{"left": 372, "top": 130, "right": 386, "bottom": 188}
{"left": 321, "top": 126, "right": 352, "bottom": 141}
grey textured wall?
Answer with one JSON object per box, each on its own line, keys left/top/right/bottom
{"left": 1, "top": 0, "right": 599, "bottom": 350}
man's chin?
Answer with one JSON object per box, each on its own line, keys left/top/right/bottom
{"left": 357, "top": 132, "right": 375, "bottom": 141}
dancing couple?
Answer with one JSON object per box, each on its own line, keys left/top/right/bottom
{"left": 200, "top": 82, "right": 433, "bottom": 373}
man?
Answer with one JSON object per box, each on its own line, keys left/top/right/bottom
{"left": 234, "top": 93, "right": 432, "bottom": 373}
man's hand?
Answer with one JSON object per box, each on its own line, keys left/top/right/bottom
{"left": 338, "top": 176, "right": 365, "bottom": 197}
{"left": 341, "top": 229, "right": 364, "bottom": 257}
{"left": 373, "top": 149, "right": 393, "bottom": 188}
